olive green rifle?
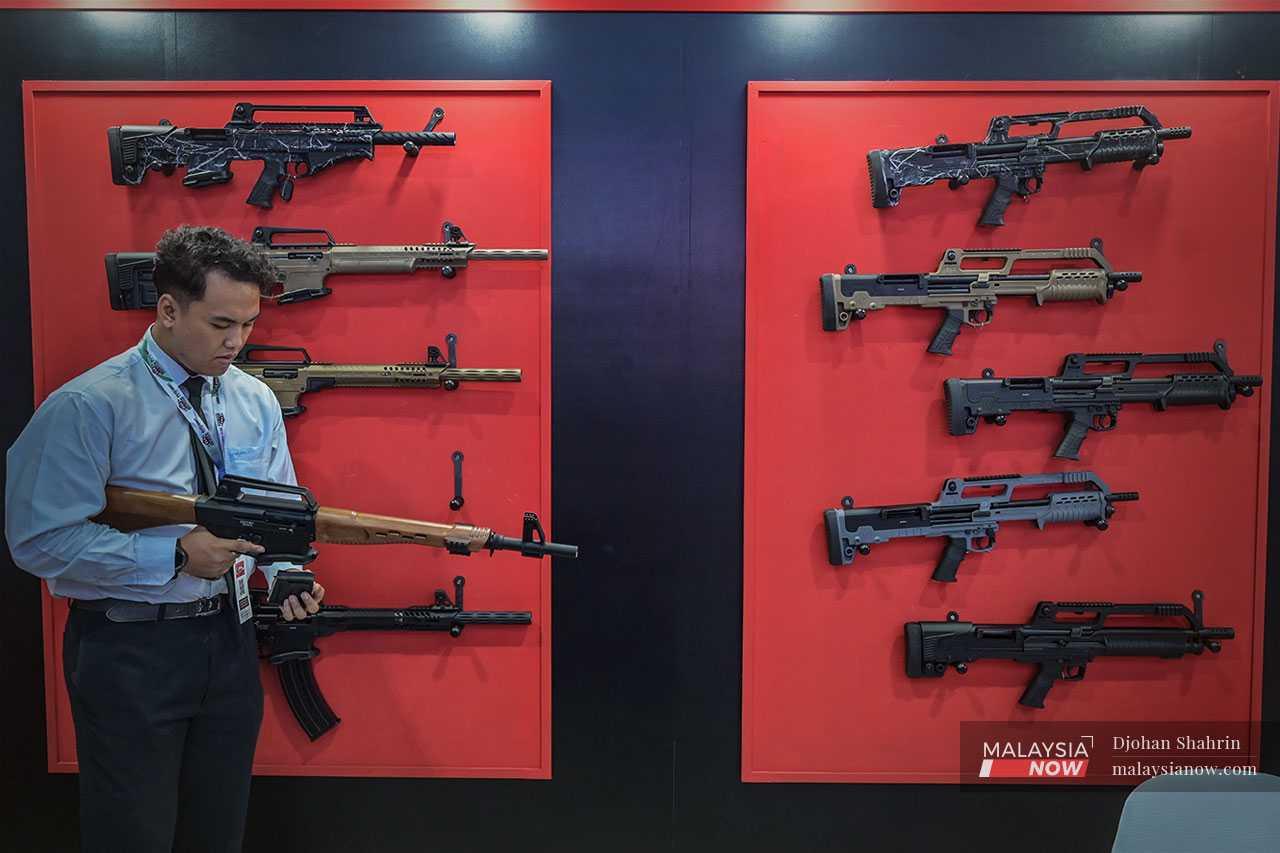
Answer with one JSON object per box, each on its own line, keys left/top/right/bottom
{"left": 235, "top": 334, "right": 520, "bottom": 416}
{"left": 106, "top": 221, "right": 548, "bottom": 309}
{"left": 819, "top": 238, "right": 1140, "bottom": 355}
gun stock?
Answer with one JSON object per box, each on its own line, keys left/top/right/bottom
{"left": 94, "top": 487, "right": 197, "bottom": 531}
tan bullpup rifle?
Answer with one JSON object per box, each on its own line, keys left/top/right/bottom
{"left": 820, "top": 238, "right": 1139, "bottom": 355}
{"left": 106, "top": 221, "right": 548, "bottom": 309}
{"left": 95, "top": 475, "right": 578, "bottom": 565}
{"left": 234, "top": 333, "right": 521, "bottom": 417}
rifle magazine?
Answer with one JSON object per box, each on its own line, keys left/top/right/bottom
{"left": 277, "top": 658, "right": 341, "bottom": 741}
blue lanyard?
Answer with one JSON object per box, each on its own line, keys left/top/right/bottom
{"left": 139, "top": 338, "right": 229, "bottom": 481}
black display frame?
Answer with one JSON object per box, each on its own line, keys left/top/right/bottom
{"left": 0, "top": 9, "right": 1277, "bottom": 852}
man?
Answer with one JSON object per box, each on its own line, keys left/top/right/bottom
{"left": 6, "top": 225, "right": 324, "bottom": 852}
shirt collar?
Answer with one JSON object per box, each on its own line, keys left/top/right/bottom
{"left": 141, "top": 325, "right": 203, "bottom": 386}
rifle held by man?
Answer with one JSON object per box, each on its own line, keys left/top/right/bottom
{"left": 867, "top": 106, "right": 1190, "bottom": 226}
{"left": 906, "top": 590, "right": 1234, "bottom": 707}
{"left": 106, "top": 221, "right": 547, "bottom": 309}
{"left": 95, "top": 475, "right": 578, "bottom": 565}
{"left": 255, "top": 575, "right": 532, "bottom": 740}
{"left": 820, "top": 238, "right": 1138, "bottom": 355}
{"left": 945, "top": 339, "right": 1263, "bottom": 459}
{"left": 233, "top": 334, "right": 520, "bottom": 417}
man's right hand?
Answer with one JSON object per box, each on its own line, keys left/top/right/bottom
{"left": 178, "top": 527, "right": 266, "bottom": 580}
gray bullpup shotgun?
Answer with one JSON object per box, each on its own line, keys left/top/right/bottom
{"left": 824, "top": 472, "right": 1137, "bottom": 582}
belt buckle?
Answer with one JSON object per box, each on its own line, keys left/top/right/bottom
{"left": 197, "top": 596, "right": 218, "bottom": 616}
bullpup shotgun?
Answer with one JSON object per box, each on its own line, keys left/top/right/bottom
{"left": 820, "top": 238, "right": 1138, "bottom": 355}
{"left": 867, "top": 106, "right": 1190, "bottom": 226}
{"left": 945, "top": 339, "right": 1263, "bottom": 459}
{"left": 906, "top": 590, "right": 1233, "bottom": 707}
{"left": 825, "top": 472, "right": 1136, "bottom": 582}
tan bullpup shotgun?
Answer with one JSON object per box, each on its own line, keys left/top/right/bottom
{"left": 96, "top": 475, "right": 578, "bottom": 565}
{"left": 820, "top": 238, "right": 1140, "bottom": 355}
{"left": 106, "top": 221, "right": 548, "bottom": 309}
{"left": 233, "top": 334, "right": 521, "bottom": 416}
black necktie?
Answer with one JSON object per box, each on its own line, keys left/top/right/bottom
{"left": 181, "top": 376, "right": 217, "bottom": 496}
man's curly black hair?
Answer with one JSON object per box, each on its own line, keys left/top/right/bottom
{"left": 153, "top": 225, "right": 277, "bottom": 305}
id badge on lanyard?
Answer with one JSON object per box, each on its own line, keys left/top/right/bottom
{"left": 230, "top": 556, "right": 255, "bottom": 625}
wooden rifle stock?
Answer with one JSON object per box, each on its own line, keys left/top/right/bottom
{"left": 98, "top": 484, "right": 502, "bottom": 556}
{"left": 94, "top": 487, "right": 198, "bottom": 530}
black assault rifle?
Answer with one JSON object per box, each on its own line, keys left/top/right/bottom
{"left": 109, "top": 103, "right": 455, "bottom": 208}
{"left": 906, "top": 590, "right": 1234, "bottom": 708}
{"left": 254, "top": 576, "right": 532, "bottom": 740}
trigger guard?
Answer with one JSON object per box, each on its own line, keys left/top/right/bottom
{"left": 1018, "top": 175, "right": 1043, "bottom": 196}
{"left": 967, "top": 529, "right": 997, "bottom": 553}
{"left": 964, "top": 306, "right": 994, "bottom": 328}
{"left": 1090, "top": 412, "right": 1118, "bottom": 432}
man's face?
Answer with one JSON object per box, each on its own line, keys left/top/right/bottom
{"left": 159, "top": 270, "right": 261, "bottom": 376}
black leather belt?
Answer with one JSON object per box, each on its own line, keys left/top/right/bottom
{"left": 70, "top": 594, "right": 228, "bottom": 623}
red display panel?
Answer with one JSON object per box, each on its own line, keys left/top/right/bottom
{"left": 23, "top": 80, "right": 552, "bottom": 778}
{"left": 742, "top": 81, "right": 1276, "bottom": 783}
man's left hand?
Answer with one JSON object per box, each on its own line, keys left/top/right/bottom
{"left": 280, "top": 582, "right": 325, "bottom": 622}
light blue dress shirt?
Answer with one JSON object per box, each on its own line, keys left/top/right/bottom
{"left": 5, "top": 326, "right": 299, "bottom": 603}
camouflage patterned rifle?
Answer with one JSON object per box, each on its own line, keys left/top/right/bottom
{"left": 824, "top": 472, "right": 1137, "bottom": 582}
{"left": 233, "top": 333, "right": 520, "bottom": 417}
{"left": 820, "top": 239, "right": 1139, "bottom": 355}
{"left": 108, "top": 103, "right": 455, "bottom": 208}
{"left": 867, "top": 106, "right": 1191, "bottom": 226}
{"left": 106, "top": 222, "right": 548, "bottom": 309}
{"left": 255, "top": 575, "right": 531, "bottom": 740}
{"left": 96, "top": 474, "right": 579, "bottom": 565}
{"left": 945, "top": 339, "right": 1263, "bottom": 459}
{"left": 905, "top": 590, "right": 1234, "bottom": 708}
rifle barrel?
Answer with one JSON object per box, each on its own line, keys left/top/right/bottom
{"left": 469, "top": 249, "right": 549, "bottom": 261}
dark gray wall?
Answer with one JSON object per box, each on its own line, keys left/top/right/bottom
{"left": 0, "top": 10, "right": 1277, "bottom": 852}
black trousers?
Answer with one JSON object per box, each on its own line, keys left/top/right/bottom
{"left": 63, "top": 601, "right": 264, "bottom": 853}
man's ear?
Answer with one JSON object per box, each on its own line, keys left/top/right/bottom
{"left": 155, "top": 293, "right": 183, "bottom": 329}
